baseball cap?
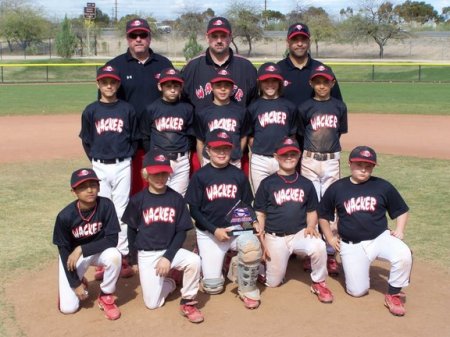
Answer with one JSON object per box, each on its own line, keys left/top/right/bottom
{"left": 143, "top": 149, "right": 173, "bottom": 175}
{"left": 158, "top": 68, "right": 184, "bottom": 84}
{"left": 210, "top": 69, "right": 235, "bottom": 85}
{"left": 349, "top": 146, "right": 377, "bottom": 165}
{"left": 257, "top": 62, "right": 283, "bottom": 81}
{"left": 275, "top": 137, "right": 301, "bottom": 155}
{"left": 126, "top": 18, "right": 151, "bottom": 34}
{"left": 310, "top": 65, "right": 335, "bottom": 81}
{"left": 206, "top": 129, "right": 234, "bottom": 148}
{"left": 287, "top": 23, "right": 310, "bottom": 40}
{"left": 70, "top": 168, "right": 100, "bottom": 189}
{"left": 207, "top": 17, "right": 232, "bottom": 35}
{"left": 96, "top": 64, "right": 121, "bottom": 81}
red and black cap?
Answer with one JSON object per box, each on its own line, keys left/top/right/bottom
{"left": 143, "top": 149, "right": 173, "bottom": 174}
{"left": 206, "top": 129, "right": 234, "bottom": 148}
{"left": 287, "top": 23, "right": 310, "bottom": 40}
{"left": 275, "top": 137, "right": 301, "bottom": 155}
{"left": 310, "top": 65, "right": 335, "bottom": 81}
{"left": 207, "top": 17, "right": 232, "bottom": 35}
{"left": 96, "top": 64, "right": 121, "bottom": 81}
{"left": 71, "top": 168, "right": 100, "bottom": 189}
{"left": 126, "top": 18, "right": 151, "bottom": 34}
{"left": 257, "top": 62, "right": 283, "bottom": 81}
{"left": 210, "top": 69, "right": 235, "bottom": 85}
{"left": 158, "top": 67, "right": 184, "bottom": 84}
{"left": 349, "top": 146, "right": 377, "bottom": 165}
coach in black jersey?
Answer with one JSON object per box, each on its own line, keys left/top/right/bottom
{"left": 277, "top": 23, "right": 342, "bottom": 107}
{"left": 182, "top": 16, "right": 257, "bottom": 112}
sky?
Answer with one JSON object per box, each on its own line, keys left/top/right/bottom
{"left": 35, "top": 0, "right": 449, "bottom": 21}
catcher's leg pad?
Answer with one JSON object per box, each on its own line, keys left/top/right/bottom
{"left": 202, "top": 277, "right": 224, "bottom": 295}
{"left": 235, "top": 234, "right": 262, "bottom": 301}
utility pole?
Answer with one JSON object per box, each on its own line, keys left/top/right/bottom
{"left": 115, "top": 0, "right": 118, "bottom": 22}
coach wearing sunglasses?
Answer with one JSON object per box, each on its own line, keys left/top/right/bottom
{"left": 106, "top": 18, "right": 173, "bottom": 196}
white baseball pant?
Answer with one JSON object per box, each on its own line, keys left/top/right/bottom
{"left": 58, "top": 247, "right": 121, "bottom": 314}
{"left": 250, "top": 154, "right": 279, "bottom": 195}
{"left": 167, "top": 153, "right": 190, "bottom": 197}
{"left": 300, "top": 153, "right": 340, "bottom": 199}
{"left": 340, "top": 230, "right": 412, "bottom": 297}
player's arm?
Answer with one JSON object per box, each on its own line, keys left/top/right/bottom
{"left": 255, "top": 211, "right": 270, "bottom": 261}
{"left": 319, "top": 218, "right": 340, "bottom": 252}
{"left": 240, "top": 136, "right": 248, "bottom": 154}
{"left": 79, "top": 109, "right": 92, "bottom": 160}
{"left": 196, "top": 138, "right": 205, "bottom": 165}
{"left": 391, "top": 211, "right": 409, "bottom": 240}
{"left": 304, "top": 210, "right": 320, "bottom": 238}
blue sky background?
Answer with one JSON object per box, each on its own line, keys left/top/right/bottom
{"left": 35, "top": 0, "right": 449, "bottom": 21}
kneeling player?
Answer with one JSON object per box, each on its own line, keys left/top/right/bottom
{"left": 254, "top": 137, "right": 334, "bottom": 303}
{"left": 122, "top": 149, "right": 204, "bottom": 323}
{"left": 318, "top": 146, "right": 412, "bottom": 316}
{"left": 53, "top": 168, "right": 122, "bottom": 320}
{"left": 185, "top": 129, "right": 263, "bottom": 309}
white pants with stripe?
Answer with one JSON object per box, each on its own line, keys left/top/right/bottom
{"left": 58, "top": 247, "right": 121, "bottom": 314}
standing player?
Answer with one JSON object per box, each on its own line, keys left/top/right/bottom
{"left": 53, "top": 168, "right": 122, "bottom": 320}
{"left": 122, "top": 149, "right": 204, "bottom": 323}
{"left": 194, "top": 69, "right": 249, "bottom": 168}
{"left": 254, "top": 137, "right": 334, "bottom": 303}
{"left": 248, "top": 62, "right": 297, "bottom": 194}
{"left": 318, "top": 146, "right": 412, "bottom": 316}
{"left": 79, "top": 64, "right": 139, "bottom": 279}
{"left": 140, "top": 67, "right": 194, "bottom": 196}
{"left": 298, "top": 65, "right": 348, "bottom": 275}
{"left": 185, "top": 129, "right": 263, "bottom": 309}
{"left": 106, "top": 18, "right": 173, "bottom": 195}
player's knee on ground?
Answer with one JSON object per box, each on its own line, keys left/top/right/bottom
{"left": 346, "top": 286, "right": 369, "bottom": 297}
{"left": 59, "top": 300, "right": 79, "bottom": 315}
{"left": 237, "top": 234, "right": 262, "bottom": 300}
{"left": 202, "top": 277, "right": 224, "bottom": 294}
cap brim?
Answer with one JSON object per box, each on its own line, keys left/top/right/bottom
{"left": 349, "top": 158, "right": 377, "bottom": 165}
{"left": 207, "top": 28, "right": 231, "bottom": 35}
{"left": 310, "top": 73, "right": 334, "bottom": 81}
{"left": 127, "top": 27, "right": 150, "bottom": 34}
{"left": 207, "top": 141, "right": 234, "bottom": 148}
{"left": 71, "top": 177, "right": 100, "bottom": 189}
{"left": 159, "top": 77, "right": 184, "bottom": 84}
{"left": 258, "top": 74, "right": 283, "bottom": 81}
{"left": 276, "top": 147, "right": 301, "bottom": 155}
{"left": 96, "top": 74, "right": 121, "bottom": 81}
{"left": 288, "top": 31, "right": 310, "bottom": 40}
{"left": 210, "top": 77, "right": 235, "bottom": 85}
{"left": 145, "top": 166, "right": 173, "bottom": 174}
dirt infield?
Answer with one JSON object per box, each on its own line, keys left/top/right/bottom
{"left": 2, "top": 113, "right": 450, "bottom": 337}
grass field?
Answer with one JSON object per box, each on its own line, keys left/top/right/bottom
{"left": 0, "top": 82, "right": 450, "bottom": 116}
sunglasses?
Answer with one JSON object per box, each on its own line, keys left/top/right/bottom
{"left": 128, "top": 32, "right": 149, "bottom": 39}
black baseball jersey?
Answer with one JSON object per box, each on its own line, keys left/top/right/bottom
{"left": 297, "top": 97, "right": 348, "bottom": 153}
{"left": 106, "top": 49, "right": 173, "bottom": 118}
{"left": 195, "top": 101, "right": 250, "bottom": 161}
{"left": 140, "top": 98, "right": 195, "bottom": 153}
{"left": 185, "top": 164, "right": 254, "bottom": 232}
{"left": 248, "top": 97, "right": 297, "bottom": 156}
{"left": 318, "top": 176, "right": 409, "bottom": 242}
{"left": 53, "top": 197, "right": 120, "bottom": 288}
{"left": 182, "top": 48, "right": 257, "bottom": 112}
{"left": 122, "top": 187, "right": 193, "bottom": 251}
{"left": 254, "top": 173, "right": 318, "bottom": 234}
{"left": 277, "top": 55, "right": 342, "bottom": 106}
{"left": 79, "top": 99, "right": 139, "bottom": 160}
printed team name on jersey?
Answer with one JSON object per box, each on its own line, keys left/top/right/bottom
{"left": 195, "top": 83, "right": 243, "bottom": 102}
{"left": 273, "top": 188, "right": 305, "bottom": 205}
{"left": 258, "top": 111, "right": 287, "bottom": 128}
{"left": 208, "top": 118, "right": 237, "bottom": 132}
{"left": 155, "top": 117, "right": 184, "bottom": 131}
{"left": 143, "top": 207, "right": 176, "bottom": 225}
{"left": 95, "top": 118, "right": 124, "bottom": 135}
{"left": 72, "top": 222, "right": 103, "bottom": 239}
{"left": 205, "top": 184, "right": 237, "bottom": 201}
{"left": 310, "top": 114, "right": 338, "bottom": 131}
{"left": 344, "top": 196, "right": 377, "bottom": 215}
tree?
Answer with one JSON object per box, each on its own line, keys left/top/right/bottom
{"left": 226, "top": 2, "right": 264, "bottom": 57}
{"left": 183, "top": 33, "right": 203, "bottom": 60}
{"left": 55, "top": 15, "right": 77, "bottom": 58}
{"left": 261, "top": 9, "right": 285, "bottom": 29}
{"left": 300, "top": 7, "right": 336, "bottom": 57}
{"left": 174, "top": 11, "right": 207, "bottom": 38}
{"left": 394, "top": 1, "right": 438, "bottom": 24}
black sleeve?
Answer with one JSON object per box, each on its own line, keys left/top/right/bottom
{"left": 162, "top": 230, "right": 187, "bottom": 262}
{"left": 127, "top": 225, "right": 138, "bottom": 265}
{"left": 140, "top": 107, "right": 152, "bottom": 153}
{"left": 189, "top": 204, "right": 217, "bottom": 234}
{"left": 58, "top": 246, "right": 82, "bottom": 288}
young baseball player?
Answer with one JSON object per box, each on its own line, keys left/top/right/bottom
{"left": 122, "top": 149, "right": 204, "bottom": 323}
{"left": 79, "top": 64, "right": 140, "bottom": 280}
{"left": 297, "top": 65, "right": 348, "bottom": 275}
{"left": 254, "top": 137, "right": 334, "bottom": 303}
{"left": 185, "top": 129, "right": 263, "bottom": 309}
{"left": 248, "top": 62, "right": 297, "bottom": 194}
{"left": 140, "top": 67, "right": 194, "bottom": 196}
{"left": 194, "top": 69, "right": 250, "bottom": 169}
{"left": 318, "top": 146, "right": 412, "bottom": 316}
{"left": 53, "top": 168, "right": 122, "bottom": 320}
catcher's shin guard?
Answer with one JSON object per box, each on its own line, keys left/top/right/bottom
{"left": 236, "top": 233, "right": 262, "bottom": 300}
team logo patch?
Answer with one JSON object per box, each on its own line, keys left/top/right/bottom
{"left": 166, "top": 69, "right": 176, "bottom": 75}
{"left": 155, "top": 73, "right": 161, "bottom": 79}
{"left": 284, "top": 138, "right": 294, "bottom": 145}
{"left": 213, "top": 19, "right": 224, "bottom": 26}
{"left": 295, "top": 24, "right": 303, "bottom": 31}
{"left": 78, "top": 169, "right": 90, "bottom": 177}
{"left": 360, "top": 150, "right": 372, "bottom": 158}
{"left": 316, "top": 65, "right": 326, "bottom": 72}
{"left": 154, "top": 154, "right": 167, "bottom": 162}
{"left": 102, "top": 65, "right": 115, "bottom": 72}
{"left": 217, "top": 69, "right": 229, "bottom": 76}
{"left": 130, "top": 20, "right": 143, "bottom": 27}
{"left": 265, "top": 65, "right": 276, "bottom": 72}
{"left": 217, "top": 131, "right": 230, "bottom": 139}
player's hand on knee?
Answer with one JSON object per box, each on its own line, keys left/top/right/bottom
{"left": 330, "top": 237, "right": 341, "bottom": 252}
{"left": 304, "top": 226, "right": 320, "bottom": 238}
{"left": 155, "top": 257, "right": 171, "bottom": 277}
{"left": 74, "top": 283, "right": 88, "bottom": 301}
{"left": 390, "top": 229, "right": 404, "bottom": 240}
{"left": 214, "top": 228, "right": 231, "bottom": 242}
{"left": 262, "top": 247, "right": 271, "bottom": 262}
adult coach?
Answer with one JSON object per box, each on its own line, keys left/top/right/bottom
{"left": 106, "top": 18, "right": 173, "bottom": 195}
{"left": 277, "top": 23, "right": 342, "bottom": 107}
